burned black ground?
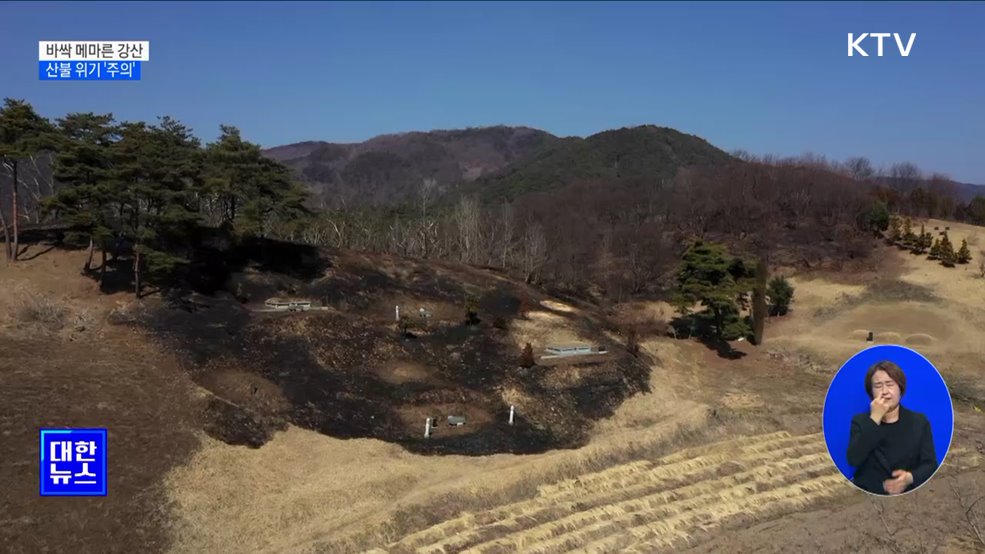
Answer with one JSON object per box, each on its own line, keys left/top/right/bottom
{"left": 133, "top": 247, "right": 652, "bottom": 456}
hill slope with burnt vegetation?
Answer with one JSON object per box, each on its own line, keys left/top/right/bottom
{"left": 127, "top": 237, "right": 651, "bottom": 455}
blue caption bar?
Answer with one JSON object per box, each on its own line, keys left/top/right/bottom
{"left": 39, "top": 60, "right": 141, "bottom": 81}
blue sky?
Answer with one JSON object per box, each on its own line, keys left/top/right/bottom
{"left": 4, "top": 1, "right": 984, "bottom": 182}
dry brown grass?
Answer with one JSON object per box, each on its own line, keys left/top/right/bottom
{"left": 509, "top": 309, "right": 588, "bottom": 351}
{"left": 539, "top": 299, "right": 578, "bottom": 313}
{"left": 900, "top": 220, "right": 985, "bottom": 311}
{"left": 6, "top": 233, "right": 985, "bottom": 554}
{"left": 607, "top": 301, "right": 674, "bottom": 338}
{"left": 155, "top": 220, "right": 985, "bottom": 554}
{"left": 341, "top": 422, "right": 797, "bottom": 554}
{"left": 187, "top": 400, "right": 719, "bottom": 554}
{"left": 391, "top": 432, "right": 839, "bottom": 554}
{"left": 14, "top": 291, "right": 68, "bottom": 331}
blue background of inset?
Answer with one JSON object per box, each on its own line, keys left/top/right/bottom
{"left": 39, "top": 428, "right": 108, "bottom": 496}
{"left": 822, "top": 345, "right": 953, "bottom": 480}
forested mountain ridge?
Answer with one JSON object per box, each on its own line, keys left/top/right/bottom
{"left": 263, "top": 126, "right": 559, "bottom": 208}
{"left": 462, "top": 125, "right": 735, "bottom": 204}
{"left": 264, "top": 124, "right": 735, "bottom": 207}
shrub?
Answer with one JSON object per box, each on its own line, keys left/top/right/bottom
{"left": 767, "top": 276, "right": 795, "bottom": 316}
{"left": 626, "top": 327, "right": 640, "bottom": 356}
{"left": 887, "top": 215, "right": 901, "bottom": 244}
{"left": 517, "top": 296, "right": 535, "bottom": 318}
{"left": 860, "top": 200, "right": 890, "bottom": 235}
{"left": 17, "top": 294, "right": 68, "bottom": 331}
{"left": 464, "top": 293, "right": 480, "bottom": 326}
{"left": 929, "top": 237, "right": 941, "bottom": 260}
{"left": 901, "top": 217, "right": 916, "bottom": 248}
{"left": 939, "top": 233, "right": 956, "bottom": 267}
{"left": 957, "top": 239, "right": 971, "bottom": 264}
{"left": 520, "top": 342, "right": 535, "bottom": 368}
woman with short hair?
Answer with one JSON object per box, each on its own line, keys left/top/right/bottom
{"left": 846, "top": 360, "right": 938, "bottom": 495}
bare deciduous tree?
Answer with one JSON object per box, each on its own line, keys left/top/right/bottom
{"left": 521, "top": 221, "right": 547, "bottom": 284}
{"left": 845, "top": 156, "right": 875, "bottom": 181}
{"left": 948, "top": 476, "right": 985, "bottom": 548}
{"left": 890, "top": 161, "right": 923, "bottom": 192}
{"left": 419, "top": 178, "right": 436, "bottom": 219}
{"left": 417, "top": 178, "right": 438, "bottom": 258}
{"left": 498, "top": 201, "right": 516, "bottom": 268}
{"left": 453, "top": 195, "right": 480, "bottom": 265}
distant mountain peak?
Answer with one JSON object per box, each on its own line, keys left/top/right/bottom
{"left": 263, "top": 126, "right": 560, "bottom": 206}
{"left": 263, "top": 124, "right": 733, "bottom": 208}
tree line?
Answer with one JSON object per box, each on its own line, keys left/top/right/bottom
{"left": 4, "top": 97, "right": 983, "bottom": 302}
{"left": 885, "top": 215, "right": 972, "bottom": 268}
{"left": 734, "top": 150, "right": 979, "bottom": 222}
{"left": 298, "top": 159, "right": 891, "bottom": 299}
{"left": 0, "top": 99, "right": 307, "bottom": 296}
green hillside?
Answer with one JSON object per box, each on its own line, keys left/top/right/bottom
{"left": 466, "top": 125, "right": 735, "bottom": 203}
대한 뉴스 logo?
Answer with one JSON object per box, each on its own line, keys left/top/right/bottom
{"left": 39, "top": 428, "right": 107, "bottom": 496}
{"left": 848, "top": 33, "right": 917, "bottom": 57}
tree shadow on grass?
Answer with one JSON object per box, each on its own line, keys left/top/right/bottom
{"left": 17, "top": 244, "right": 56, "bottom": 260}
{"left": 699, "top": 336, "right": 746, "bottom": 360}
{"left": 670, "top": 314, "right": 748, "bottom": 360}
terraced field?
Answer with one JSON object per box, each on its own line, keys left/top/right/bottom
{"left": 386, "top": 431, "right": 983, "bottom": 554}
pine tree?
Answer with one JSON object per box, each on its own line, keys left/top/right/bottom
{"left": 861, "top": 200, "right": 890, "bottom": 235}
{"left": 939, "top": 233, "right": 956, "bottom": 267}
{"left": 673, "top": 241, "right": 754, "bottom": 341}
{"left": 0, "top": 98, "right": 57, "bottom": 261}
{"left": 767, "top": 276, "right": 795, "bottom": 316}
{"left": 203, "top": 125, "right": 308, "bottom": 235}
{"left": 110, "top": 117, "right": 203, "bottom": 297}
{"left": 911, "top": 224, "right": 927, "bottom": 254}
{"left": 957, "top": 238, "right": 972, "bottom": 264}
{"left": 887, "top": 215, "right": 902, "bottom": 244}
{"left": 929, "top": 237, "right": 941, "bottom": 260}
{"left": 902, "top": 217, "right": 916, "bottom": 247}
{"left": 47, "top": 112, "right": 118, "bottom": 281}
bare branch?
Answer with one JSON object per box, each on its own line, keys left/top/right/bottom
{"left": 948, "top": 477, "right": 985, "bottom": 547}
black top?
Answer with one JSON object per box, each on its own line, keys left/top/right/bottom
{"left": 846, "top": 405, "right": 938, "bottom": 495}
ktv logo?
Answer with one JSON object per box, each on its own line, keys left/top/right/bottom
{"left": 848, "top": 33, "right": 917, "bottom": 57}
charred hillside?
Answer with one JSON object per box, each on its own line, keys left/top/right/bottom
{"left": 126, "top": 238, "right": 652, "bottom": 455}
